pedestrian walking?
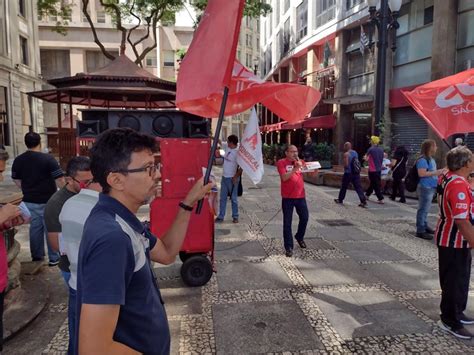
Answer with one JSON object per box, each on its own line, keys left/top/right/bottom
{"left": 12, "top": 132, "right": 65, "bottom": 265}
{"left": 76, "top": 128, "right": 212, "bottom": 354}
{"left": 390, "top": 145, "right": 408, "bottom": 203}
{"left": 364, "top": 136, "right": 385, "bottom": 204}
{"left": 302, "top": 137, "right": 314, "bottom": 162}
{"left": 277, "top": 145, "right": 318, "bottom": 257}
{"left": 215, "top": 135, "right": 242, "bottom": 223}
{"left": 43, "top": 156, "right": 93, "bottom": 355}
{"left": 416, "top": 139, "right": 444, "bottom": 240}
{"left": 435, "top": 146, "right": 474, "bottom": 339}
{"left": 0, "top": 149, "right": 25, "bottom": 352}
{"left": 334, "top": 142, "right": 367, "bottom": 208}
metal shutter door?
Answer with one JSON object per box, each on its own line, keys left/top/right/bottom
{"left": 465, "top": 134, "right": 474, "bottom": 151}
{"left": 391, "top": 108, "right": 428, "bottom": 160}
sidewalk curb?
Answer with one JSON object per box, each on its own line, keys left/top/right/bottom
{"left": 3, "top": 271, "right": 50, "bottom": 341}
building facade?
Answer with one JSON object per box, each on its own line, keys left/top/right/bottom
{"left": 0, "top": 0, "right": 44, "bottom": 156}
{"left": 260, "top": 0, "right": 474, "bottom": 161}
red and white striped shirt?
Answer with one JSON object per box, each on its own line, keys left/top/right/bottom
{"left": 435, "top": 172, "right": 474, "bottom": 248}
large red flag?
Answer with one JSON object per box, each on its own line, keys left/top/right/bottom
{"left": 176, "top": 0, "right": 245, "bottom": 105}
{"left": 179, "top": 61, "right": 321, "bottom": 123}
{"left": 402, "top": 69, "right": 474, "bottom": 139}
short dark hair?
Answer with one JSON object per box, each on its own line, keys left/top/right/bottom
{"left": 90, "top": 128, "right": 158, "bottom": 194}
{"left": 24, "top": 132, "right": 41, "bottom": 149}
{"left": 227, "top": 135, "right": 238, "bottom": 145}
{"left": 66, "top": 156, "right": 91, "bottom": 177}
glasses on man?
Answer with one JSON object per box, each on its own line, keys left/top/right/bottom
{"left": 114, "top": 162, "right": 161, "bottom": 177}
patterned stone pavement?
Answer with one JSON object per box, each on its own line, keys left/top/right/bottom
{"left": 20, "top": 166, "right": 474, "bottom": 353}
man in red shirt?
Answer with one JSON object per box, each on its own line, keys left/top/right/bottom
{"left": 435, "top": 146, "right": 474, "bottom": 339}
{"left": 277, "top": 145, "right": 317, "bottom": 257}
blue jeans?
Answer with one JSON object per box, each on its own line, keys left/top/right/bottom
{"left": 24, "top": 202, "right": 59, "bottom": 262}
{"left": 61, "top": 271, "right": 76, "bottom": 355}
{"left": 218, "top": 177, "right": 239, "bottom": 219}
{"left": 282, "top": 198, "right": 309, "bottom": 251}
{"left": 416, "top": 185, "right": 436, "bottom": 233}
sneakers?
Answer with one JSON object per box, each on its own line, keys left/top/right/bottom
{"left": 358, "top": 202, "right": 368, "bottom": 208}
{"left": 377, "top": 199, "right": 384, "bottom": 204}
{"left": 232, "top": 218, "right": 239, "bottom": 224}
{"left": 285, "top": 249, "right": 293, "bottom": 257}
{"left": 48, "top": 260, "right": 59, "bottom": 267}
{"left": 460, "top": 314, "right": 474, "bottom": 325}
{"left": 215, "top": 217, "right": 223, "bottom": 223}
{"left": 416, "top": 232, "right": 433, "bottom": 240}
{"left": 334, "top": 199, "right": 343, "bottom": 204}
{"left": 399, "top": 199, "right": 406, "bottom": 203}
{"left": 32, "top": 257, "right": 44, "bottom": 262}
{"left": 297, "top": 240, "right": 307, "bottom": 249}
{"left": 438, "top": 320, "right": 473, "bottom": 339}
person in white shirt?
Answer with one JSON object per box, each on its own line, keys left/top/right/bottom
{"left": 216, "top": 135, "right": 242, "bottom": 223}
{"left": 58, "top": 182, "right": 101, "bottom": 355}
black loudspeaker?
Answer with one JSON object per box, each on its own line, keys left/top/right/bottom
{"left": 77, "top": 120, "right": 101, "bottom": 137}
{"left": 80, "top": 110, "right": 209, "bottom": 138}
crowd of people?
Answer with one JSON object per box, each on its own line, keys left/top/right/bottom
{"left": 0, "top": 129, "right": 472, "bottom": 353}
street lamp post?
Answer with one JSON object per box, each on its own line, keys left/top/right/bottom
{"left": 367, "top": 0, "right": 402, "bottom": 136}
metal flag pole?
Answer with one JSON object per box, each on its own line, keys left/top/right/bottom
{"left": 196, "top": 86, "right": 230, "bottom": 214}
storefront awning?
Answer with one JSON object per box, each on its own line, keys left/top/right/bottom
{"left": 261, "top": 122, "right": 283, "bottom": 132}
{"left": 303, "top": 115, "right": 336, "bottom": 129}
{"left": 324, "top": 95, "right": 373, "bottom": 105}
{"left": 281, "top": 121, "right": 304, "bottom": 130}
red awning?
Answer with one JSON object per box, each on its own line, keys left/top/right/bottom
{"left": 281, "top": 121, "right": 304, "bottom": 130}
{"left": 303, "top": 115, "right": 336, "bottom": 129}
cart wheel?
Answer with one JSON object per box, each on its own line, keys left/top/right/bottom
{"left": 179, "top": 251, "right": 192, "bottom": 263}
{"left": 180, "top": 255, "right": 213, "bottom": 287}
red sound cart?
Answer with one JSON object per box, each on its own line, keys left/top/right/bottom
{"left": 150, "top": 138, "right": 215, "bottom": 286}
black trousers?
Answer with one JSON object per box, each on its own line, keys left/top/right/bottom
{"left": 438, "top": 246, "right": 472, "bottom": 329}
{"left": 391, "top": 177, "right": 406, "bottom": 201}
{"left": 338, "top": 173, "right": 366, "bottom": 203}
{"left": 366, "top": 171, "right": 384, "bottom": 201}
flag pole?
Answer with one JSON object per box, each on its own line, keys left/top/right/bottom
{"left": 196, "top": 86, "right": 230, "bottom": 214}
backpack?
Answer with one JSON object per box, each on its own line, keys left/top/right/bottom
{"left": 405, "top": 157, "right": 427, "bottom": 192}
{"left": 350, "top": 155, "right": 361, "bottom": 175}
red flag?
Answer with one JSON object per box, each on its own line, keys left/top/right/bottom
{"left": 176, "top": 0, "right": 245, "bottom": 104}
{"left": 402, "top": 69, "right": 474, "bottom": 139}
{"left": 179, "top": 61, "right": 321, "bottom": 123}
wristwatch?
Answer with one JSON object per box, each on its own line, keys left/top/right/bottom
{"left": 178, "top": 201, "right": 194, "bottom": 212}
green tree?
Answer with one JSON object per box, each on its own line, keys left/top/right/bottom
{"left": 38, "top": 0, "right": 271, "bottom": 67}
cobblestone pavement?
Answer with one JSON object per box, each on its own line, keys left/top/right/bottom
{"left": 7, "top": 165, "right": 474, "bottom": 354}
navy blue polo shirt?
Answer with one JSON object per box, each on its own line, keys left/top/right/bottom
{"left": 75, "top": 193, "right": 170, "bottom": 355}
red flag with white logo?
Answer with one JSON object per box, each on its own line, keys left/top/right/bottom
{"left": 176, "top": 0, "right": 245, "bottom": 106}
{"left": 402, "top": 69, "right": 474, "bottom": 139}
{"left": 179, "top": 61, "right": 321, "bottom": 123}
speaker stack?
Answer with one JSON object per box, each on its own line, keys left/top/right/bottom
{"left": 77, "top": 109, "right": 210, "bottom": 139}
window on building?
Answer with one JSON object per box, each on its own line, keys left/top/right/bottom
{"left": 456, "top": 5, "right": 474, "bottom": 72}
{"left": 346, "top": 0, "right": 363, "bottom": 10}
{"left": 283, "top": 18, "right": 290, "bottom": 54}
{"left": 315, "top": 0, "right": 336, "bottom": 28}
{"left": 423, "top": 6, "right": 433, "bottom": 25}
{"left": 163, "top": 51, "right": 175, "bottom": 67}
{"left": 40, "top": 50, "right": 71, "bottom": 79}
{"left": 246, "top": 34, "right": 252, "bottom": 47}
{"left": 85, "top": 50, "right": 117, "bottom": 72}
{"left": 0, "top": 86, "right": 10, "bottom": 147}
{"left": 296, "top": 0, "right": 308, "bottom": 42}
{"left": 256, "top": 36, "right": 260, "bottom": 50}
{"left": 97, "top": 11, "right": 106, "bottom": 23}
{"left": 20, "top": 93, "right": 31, "bottom": 126}
{"left": 0, "top": 0, "right": 6, "bottom": 56}
{"left": 82, "top": 4, "right": 90, "bottom": 22}
{"left": 20, "top": 36, "right": 28, "bottom": 65}
{"left": 245, "top": 16, "right": 251, "bottom": 27}
{"left": 246, "top": 53, "right": 252, "bottom": 67}
{"left": 18, "top": 0, "right": 26, "bottom": 17}
{"left": 145, "top": 51, "right": 157, "bottom": 67}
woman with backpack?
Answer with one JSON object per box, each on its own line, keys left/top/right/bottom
{"left": 390, "top": 145, "right": 409, "bottom": 203}
{"left": 415, "top": 139, "right": 444, "bottom": 240}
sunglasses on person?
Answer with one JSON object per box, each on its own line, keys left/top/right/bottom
{"left": 71, "top": 176, "right": 93, "bottom": 187}
{"left": 114, "top": 162, "right": 162, "bottom": 177}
